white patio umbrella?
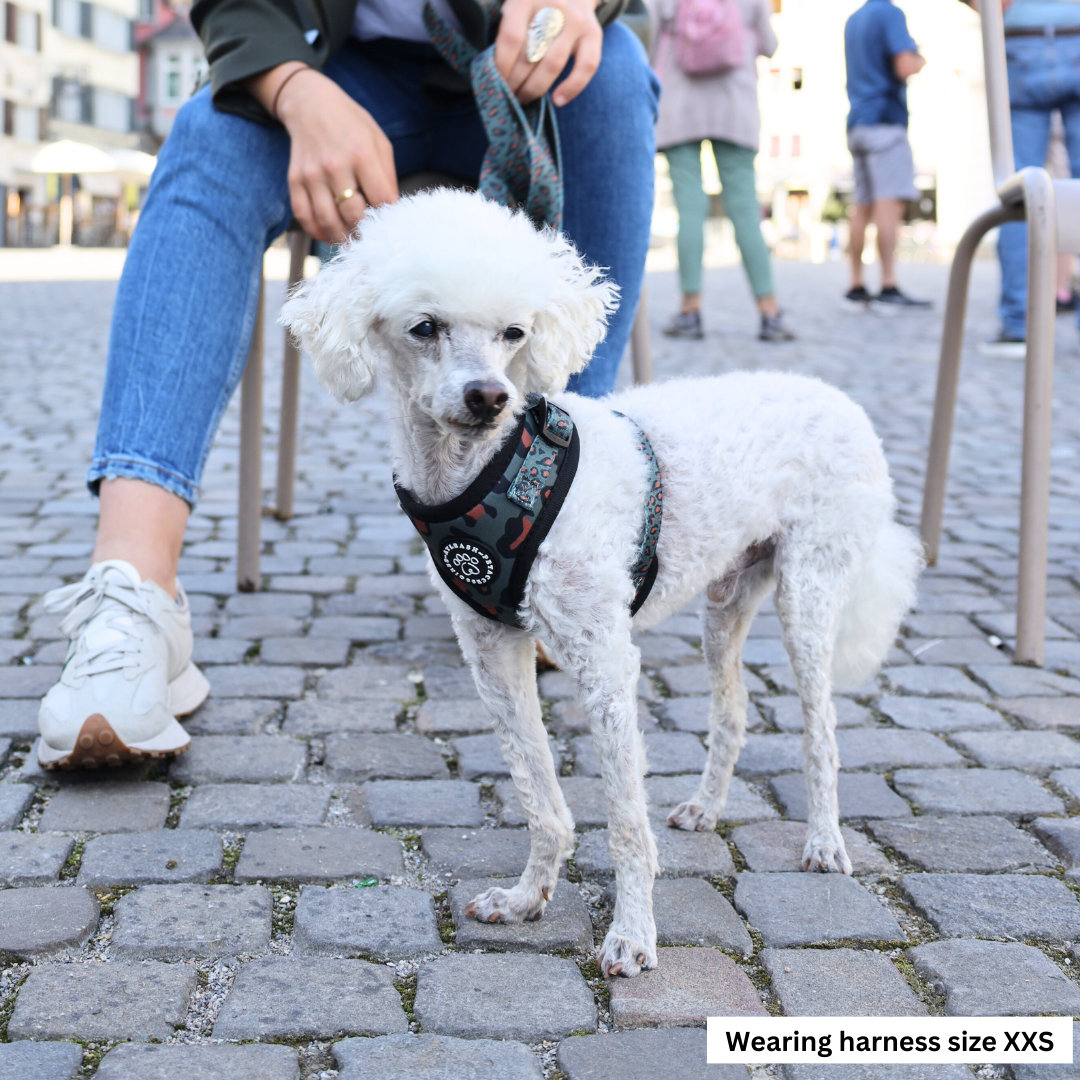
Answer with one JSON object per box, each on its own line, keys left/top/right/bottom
{"left": 109, "top": 148, "right": 157, "bottom": 183}
{"left": 31, "top": 139, "right": 117, "bottom": 175}
{"left": 30, "top": 140, "right": 117, "bottom": 246}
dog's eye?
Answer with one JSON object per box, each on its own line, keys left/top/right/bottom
{"left": 410, "top": 320, "right": 436, "bottom": 339}
{"left": 503, "top": 327, "right": 525, "bottom": 342}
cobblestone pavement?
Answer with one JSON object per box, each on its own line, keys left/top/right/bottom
{"left": 2, "top": 257, "right": 1080, "bottom": 1080}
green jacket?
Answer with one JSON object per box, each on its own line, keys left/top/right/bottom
{"left": 191, "top": 0, "right": 630, "bottom": 126}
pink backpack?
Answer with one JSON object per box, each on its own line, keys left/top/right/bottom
{"left": 672, "top": 0, "right": 746, "bottom": 75}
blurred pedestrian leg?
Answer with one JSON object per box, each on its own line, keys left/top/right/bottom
{"left": 663, "top": 139, "right": 785, "bottom": 340}
{"left": 993, "top": 29, "right": 1080, "bottom": 353}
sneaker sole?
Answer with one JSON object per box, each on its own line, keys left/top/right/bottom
{"left": 38, "top": 662, "right": 208, "bottom": 771}
{"left": 169, "top": 662, "right": 211, "bottom": 717}
{"left": 976, "top": 341, "right": 1027, "bottom": 360}
{"left": 38, "top": 713, "right": 192, "bottom": 770}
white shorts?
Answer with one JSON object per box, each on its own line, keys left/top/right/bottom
{"left": 847, "top": 124, "right": 919, "bottom": 205}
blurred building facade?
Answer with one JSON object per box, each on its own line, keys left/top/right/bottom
{"left": 135, "top": 0, "right": 202, "bottom": 147}
{"left": 2, "top": 0, "right": 141, "bottom": 241}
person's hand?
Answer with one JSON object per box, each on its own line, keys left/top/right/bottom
{"left": 247, "top": 63, "right": 398, "bottom": 243}
{"left": 495, "top": 0, "right": 603, "bottom": 106}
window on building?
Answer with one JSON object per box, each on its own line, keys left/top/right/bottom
{"left": 94, "top": 86, "right": 130, "bottom": 132}
{"left": 791, "top": 134, "right": 801, "bottom": 157}
{"left": 13, "top": 102, "right": 38, "bottom": 140}
{"left": 792, "top": 67, "right": 803, "bottom": 90}
{"left": 79, "top": 0, "right": 91, "bottom": 38}
{"left": 770, "top": 135, "right": 780, "bottom": 158}
{"left": 52, "top": 76, "right": 83, "bottom": 123}
{"left": 94, "top": 5, "right": 131, "bottom": 52}
{"left": 165, "top": 53, "right": 181, "bottom": 100}
{"left": 6, "top": 4, "right": 39, "bottom": 49}
{"left": 53, "top": 0, "right": 80, "bottom": 36}
{"left": 138, "top": 0, "right": 151, "bottom": 20}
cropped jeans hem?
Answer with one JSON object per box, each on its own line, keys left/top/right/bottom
{"left": 87, "top": 455, "right": 200, "bottom": 506}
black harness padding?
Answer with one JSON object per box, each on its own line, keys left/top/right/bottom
{"left": 396, "top": 394, "right": 662, "bottom": 628}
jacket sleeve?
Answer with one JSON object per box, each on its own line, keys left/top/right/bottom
{"left": 754, "top": 0, "right": 777, "bottom": 59}
{"left": 190, "top": 0, "right": 333, "bottom": 125}
{"left": 192, "top": 0, "right": 631, "bottom": 127}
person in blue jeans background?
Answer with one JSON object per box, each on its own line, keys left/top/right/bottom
{"left": 35, "top": 0, "right": 660, "bottom": 770}
{"left": 981, "top": 0, "right": 1080, "bottom": 357}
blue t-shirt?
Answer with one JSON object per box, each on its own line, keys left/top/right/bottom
{"left": 844, "top": 0, "right": 919, "bottom": 130}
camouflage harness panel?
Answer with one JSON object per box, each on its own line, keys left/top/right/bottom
{"left": 396, "top": 394, "right": 663, "bottom": 628}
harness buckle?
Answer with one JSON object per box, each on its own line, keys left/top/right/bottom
{"left": 538, "top": 397, "right": 572, "bottom": 448}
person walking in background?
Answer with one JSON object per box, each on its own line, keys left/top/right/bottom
{"left": 843, "top": 0, "right": 930, "bottom": 312}
{"left": 649, "top": 0, "right": 794, "bottom": 342}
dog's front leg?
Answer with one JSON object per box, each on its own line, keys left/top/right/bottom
{"left": 449, "top": 609, "right": 575, "bottom": 923}
{"left": 572, "top": 635, "right": 658, "bottom": 978}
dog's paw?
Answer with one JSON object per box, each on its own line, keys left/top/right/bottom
{"left": 465, "top": 884, "right": 547, "bottom": 924}
{"left": 801, "top": 832, "right": 853, "bottom": 874}
{"left": 666, "top": 800, "right": 717, "bottom": 832}
{"left": 598, "top": 927, "right": 658, "bottom": 978}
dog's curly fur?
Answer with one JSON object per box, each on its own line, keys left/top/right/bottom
{"left": 282, "top": 189, "right": 923, "bottom": 978}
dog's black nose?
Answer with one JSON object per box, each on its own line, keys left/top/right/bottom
{"left": 463, "top": 381, "right": 509, "bottom": 422}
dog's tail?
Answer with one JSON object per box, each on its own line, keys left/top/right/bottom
{"left": 832, "top": 517, "right": 923, "bottom": 690}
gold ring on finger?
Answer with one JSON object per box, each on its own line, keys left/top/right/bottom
{"left": 336, "top": 187, "right": 357, "bottom": 204}
{"left": 526, "top": 7, "right": 565, "bottom": 64}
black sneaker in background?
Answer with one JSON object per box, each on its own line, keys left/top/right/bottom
{"left": 662, "top": 310, "right": 704, "bottom": 340}
{"left": 759, "top": 312, "right": 796, "bottom": 342}
{"left": 843, "top": 285, "right": 871, "bottom": 311}
{"left": 871, "top": 286, "right": 932, "bottom": 312}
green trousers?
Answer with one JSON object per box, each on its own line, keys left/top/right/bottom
{"left": 663, "top": 139, "right": 774, "bottom": 299}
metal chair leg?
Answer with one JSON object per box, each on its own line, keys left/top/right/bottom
{"left": 275, "top": 231, "right": 308, "bottom": 522}
{"left": 631, "top": 281, "right": 652, "bottom": 385}
{"left": 237, "top": 275, "right": 265, "bottom": 593}
{"left": 1016, "top": 169, "right": 1057, "bottom": 666}
{"left": 920, "top": 204, "right": 1021, "bottom": 566}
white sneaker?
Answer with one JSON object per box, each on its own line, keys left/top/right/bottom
{"left": 37, "top": 559, "right": 209, "bottom": 770}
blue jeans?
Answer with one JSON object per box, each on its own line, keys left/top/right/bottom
{"left": 998, "top": 33, "right": 1080, "bottom": 337}
{"left": 90, "top": 27, "right": 659, "bottom": 506}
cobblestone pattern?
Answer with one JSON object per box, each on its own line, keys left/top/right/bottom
{"left": 3, "top": 262, "right": 1080, "bottom": 1078}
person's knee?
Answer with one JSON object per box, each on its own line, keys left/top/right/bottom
{"left": 572, "top": 21, "right": 659, "bottom": 125}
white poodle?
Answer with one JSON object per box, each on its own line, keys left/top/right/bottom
{"left": 282, "top": 189, "right": 922, "bottom": 979}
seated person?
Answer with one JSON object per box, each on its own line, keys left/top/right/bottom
{"left": 36, "top": 0, "right": 659, "bottom": 769}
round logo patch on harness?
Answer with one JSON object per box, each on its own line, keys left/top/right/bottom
{"left": 440, "top": 539, "right": 499, "bottom": 587}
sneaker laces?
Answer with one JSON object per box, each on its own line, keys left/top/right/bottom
{"left": 44, "top": 571, "right": 166, "bottom": 680}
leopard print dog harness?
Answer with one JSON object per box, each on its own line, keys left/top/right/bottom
{"left": 396, "top": 394, "right": 663, "bottom": 628}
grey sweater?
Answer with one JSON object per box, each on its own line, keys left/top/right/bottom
{"left": 647, "top": 0, "right": 777, "bottom": 152}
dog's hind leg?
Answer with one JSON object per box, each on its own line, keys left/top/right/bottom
{"left": 668, "top": 551, "right": 774, "bottom": 833}
{"left": 449, "top": 608, "right": 576, "bottom": 923}
{"left": 774, "top": 537, "right": 853, "bottom": 874}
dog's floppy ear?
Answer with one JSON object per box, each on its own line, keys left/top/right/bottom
{"left": 279, "top": 248, "right": 381, "bottom": 403}
{"left": 515, "top": 231, "right": 620, "bottom": 396}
